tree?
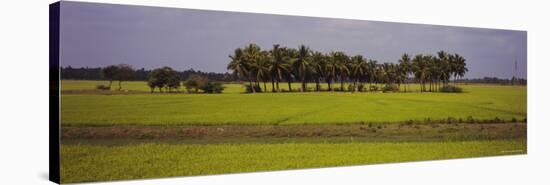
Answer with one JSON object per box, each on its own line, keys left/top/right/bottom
{"left": 101, "top": 65, "right": 118, "bottom": 89}
{"left": 412, "top": 54, "right": 428, "bottom": 92}
{"left": 366, "top": 59, "right": 378, "bottom": 90}
{"left": 184, "top": 74, "right": 208, "bottom": 93}
{"left": 332, "top": 51, "right": 350, "bottom": 91}
{"left": 269, "top": 44, "right": 290, "bottom": 92}
{"left": 242, "top": 43, "right": 262, "bottom": 92}
{"left": 283, "top": 47, "right": 298, "bottom": 92}
{"left": 148, "top": 66, "right": 180, "bottom": 93}
{"left": 228, "top": 48, "right": 253, "bottom": 92}
{"left": 325, "top": 52, "right": 338, "bottom": 91}
{"left": 112, "top": 64, "right": 134, "bottom": 91}
{"left": 398, "top": 53, "right": 411, "bottom": 92}
{"left": 251, "top": 51, "right": 271, "bottom": 92}
{"left": 311, "top": 51, "right": 327, "bottom": 91}
{"left": 294, "top": 45, "right": 311, "bottom": 92}
{"left": 350, "top": 55, "right": 368, "bottom": 92}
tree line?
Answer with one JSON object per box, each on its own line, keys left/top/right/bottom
{"left": 228, "top": 43, "right": 468, "bottom": 93}
{"left": 61, "top": 66, "right": 236, "bottom": 82}
{"left": 90, "top": 64, "right": 224, "bottom": 93}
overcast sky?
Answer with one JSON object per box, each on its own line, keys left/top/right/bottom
{"left": 60, "top": 1, "right": 527, "bottom": 79}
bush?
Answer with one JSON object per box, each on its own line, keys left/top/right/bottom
{"left": 347, "top": 84, "right": 355, "bottom": 92}
{"left": 357, "top": 84, "right": 366, "bottom": 92}
{"left": 439, "top": 84, "right": 463, "bottom": 93}
{"left": 244, "top": 84, "right": 262, "bottom": 93}
{"left": 200, "top": 82, "right": 225, "bottom": 93}
{"left": 369, "top": 85, "right": 378, "bottom": 92}
{"left": 96, "top": 85, "right": 110, "bottom": 90}
{"left": 382, "top": 84, "right": 399, "bottom": 93}
{"left": 184, "top": 74, "right": 208, "bottom": 93}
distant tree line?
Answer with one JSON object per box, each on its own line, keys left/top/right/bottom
{"left": 456, "top": 77, "right": 527, "bottom": 85}
{"left": 61, "top": 66, "right": 236, "bottom": 82}
{"left": 228, "top": 43, "right": 470, "bottom": 93}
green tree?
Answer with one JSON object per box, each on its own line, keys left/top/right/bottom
{"left": 113, "top": 64, "right": 134, "bottom": 91}
{"left": 398, "top": 53, "right": 411, "bottom": 92}
{"left": 228, "top": 48, "right": 253, "bottom": 92}
{"left": 350, "top": 55, "right": 368, "bottom": 92}
{"left": 101, "top": 65, "right": 118, "bottom": 89}
{"left": 269, "top": 44, "right": 290, "bottom": 92}
{"left": 311, "top": 51, "right": 327, "bottom": 91}
{"left": 294, "top": 45, "right": 311, "bottom": 92}
{"left": 184, "top": 74, "right": 208, "bottom": 93}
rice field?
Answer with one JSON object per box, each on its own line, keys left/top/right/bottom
{"left": 59, "top": 80, "right": 527, "bottom": 183}
{"left": 60, "top": 81, "right": 526, "bottom": 126}
{"left": 60, "top": 139, "right": 526, "bottom": 183}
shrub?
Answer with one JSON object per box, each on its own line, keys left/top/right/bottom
{"left": 244, "top": 84, "right": 262, "bottom": 93}
{"left": 184, "top": 74, "right": 208, "bottom": 93}
{"left": 357, "top": 84, "right": 366, "bottom": 92}
{"left": 369, "top": 85, "right": 378, "bottom": 92}
{"left": 439, "top": 84, "right": 463, "bottom": 93}
{"left": 382, "top": 84, "right": 399, "bottom": 93}
{"left": 347, "top": 84, "right": 355, "bottom": 92}
{"left": 96, "top": 85, "right": 110, "bottom": 90}
{"left": 200, "top": 82, "right": 225, "bottom": 93}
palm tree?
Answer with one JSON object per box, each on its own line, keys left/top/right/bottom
{"left": 311, "top": 51, "right": 327, "bottom": 91}
{"left": 294, "top": 45, "right": 312, "bottom": 92}
{"left": 412, "top": 54, "right": 428, "bottom": 92}
{"left": 366, "top": 59, "right": 378, "bottom": 91}
{"left": 454, "top": 54, "right": 468, "bottom": 84}
{"left": 398, "top": 53, "right": 411, "bottom": 92}
{"left": 283, "top": 47, "right": 297, "bottom": 92}
{"left": 242, "top": 43, "right": 263, "bottom": 92}
{"left": 332, "top": 51, "right": 350, "bottom": 91}
{"left": 269, "top": 44, "right": 289, "bottom": 92}
{"left": 228, "top": 48, "right": 254, "bottom": 92}
{"left": 251, "top": 51, "right": 271, "bottom": 92}
{"left": 325, "top": 52, "right": 338, "bottom": 91}
{"left": 350, "top": 55, "right": 368, "bottom": 92}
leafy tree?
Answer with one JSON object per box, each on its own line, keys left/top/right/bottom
{"left": 148, "top": 66, "right": 180, "bottom": 93}
{"left": 184, "top": 74, "right": 208, "bottom": 93}
{"left": 101, "top": 65, "right": 118, "bottom": 89}
{"left": 113, "top": 64, "right": 135, "bottom": 91}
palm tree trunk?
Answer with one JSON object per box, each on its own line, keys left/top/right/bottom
{"left": 271, "top": 79, "right": 275, "bottom": 92}
{"left": 315, "top": 79, "right": 320, "bottom": 91}
{"left": 118, "top": 81, "right": 122, "bottom": 91}
{"left": 249, "top": 80, "right": 255, "bottom": 93}
{"left": 276, "top": 79, "right": 280, "bottom": 92}
{"left": 301, "top": 77, "right": 306, "bottom": 92}
{"left": 340, "top": 78, "right": 344, "bottom": 91}
{"left": 287, "top": 81, "right": 292, "bottom": 92}
{"left": 263, "top": 81, "right": 267, "bottom": 93}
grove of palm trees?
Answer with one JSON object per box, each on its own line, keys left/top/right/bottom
{"left": 228, "top": 43, "right": 468, "bottom": 93}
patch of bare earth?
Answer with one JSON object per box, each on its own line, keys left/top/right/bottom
{"left": 61, "top": 123, "right": 526, "bottom": 144}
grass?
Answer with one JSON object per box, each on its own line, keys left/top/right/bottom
{"left": 60, "top": 139, "right": 526, "bottom": 183}
{"left": 59, "top": 80, "right": 528, "bottom": 183}
{"left": 60, "top": 81, "right": 526, "bottom": 126}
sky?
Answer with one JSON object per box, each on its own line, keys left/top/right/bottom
{"left": 59, "top": 1, "right": 527, "bottom": 79}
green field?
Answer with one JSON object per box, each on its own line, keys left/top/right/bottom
{"left": 61, "top": 80, "right": 526, "bottom": 126}
{"left": 60, "top": 80, "right": 527, "bottom": 183}
{"left": 61, "top": 140, "right": 525, "bottom": 183}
